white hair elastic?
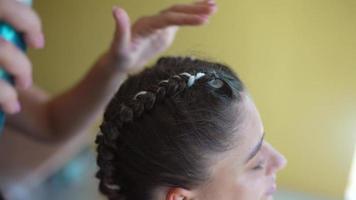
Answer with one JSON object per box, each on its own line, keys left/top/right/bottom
{"left": 105, "top": 183, "right": 121, "bottom": 190}
{"left": 133, "top": 91, "right": 148, "bottom": 100}
{"left": 158, "top": 79, "right": 169, "bottom": 85}
{"left": 180, "top": 72, "right": 206, "bottom": 87}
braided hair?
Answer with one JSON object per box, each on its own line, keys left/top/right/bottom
{"left": 96, "top": 56, "right": 245, "bottom": 200}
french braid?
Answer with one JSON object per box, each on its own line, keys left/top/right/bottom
{"left": 96, "top": 56, "right": 244, "bottom": 200}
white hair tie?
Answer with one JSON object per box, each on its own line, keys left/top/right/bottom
{"left": 133, "top": 91, "right": 148, "bottom": 100}
{"left": 105, "top": 183, "right": 120, "bottom": 190}
{"left": 180, "top": 72, "right": 206, "bottom": 87}
{"left": 158, "top": 79, "right": 169, "bottom": 85}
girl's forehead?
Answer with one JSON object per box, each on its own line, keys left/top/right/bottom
{"left": 228, "top": 93, "right": 265, "bottom": 163}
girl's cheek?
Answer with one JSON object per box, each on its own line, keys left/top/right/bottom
{"left": 236, "top": 171, "right": 266, "bottom": 199}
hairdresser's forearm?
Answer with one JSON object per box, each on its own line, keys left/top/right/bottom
{"left": 46, "top": 53, "right": 127, "bottom": 139}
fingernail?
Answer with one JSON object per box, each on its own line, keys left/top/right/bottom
{"left": 207, "top": 0, "right": 216, "bottom": 5}
{"left": 112, "top": 5, "right": 118, "bottom": 12}
{"left": 36, "top": 33, "right": 45, "bottom": 48}
{"left": 207, "top": 2, "right": 216, "bottom": 7}
{"left": 198, "top": 17, "right": 210, "bottom": 25}
{"left": 112, "top": 6, "right": 122, "bottom": 14}
{"left": 18, "top": 77, "right": 32, "bottom": 90}
{"left": 24, "top": 78, "right": 32, "bottom": 89}
{"left": 112, "top": 6, "right": 123, "bottom": 19}
{"left": 210, "top": 4, "right": 218, "bottom": 13}
{"left": 12, "top": 102, "right": 21, "bottom": 114}
{"left": 200, "top": 15, "right": 210, "bottom": 20}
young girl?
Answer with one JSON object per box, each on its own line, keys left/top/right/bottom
{"left": 96, "top": 4, "right": 287, "bottom": 200}
{"left": 96, "top": 55, "right": 287, "bottom": 200}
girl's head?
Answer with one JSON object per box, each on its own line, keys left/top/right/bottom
{"left": 96, "top": 57, "right": 287, "bottom": 200}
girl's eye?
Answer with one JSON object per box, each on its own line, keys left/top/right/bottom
{"left": 252, "top": 160, "right": 265, "bottom": 171}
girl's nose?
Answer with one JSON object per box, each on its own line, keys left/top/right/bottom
{"left": 266, "top": 143, "right": 287, "bottom": 176}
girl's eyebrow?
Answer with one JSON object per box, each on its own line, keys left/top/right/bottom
{"left": 245, "top": 133, "right": 265, "bottom": 163}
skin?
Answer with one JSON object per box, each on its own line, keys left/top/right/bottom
{"left": 163, "top": 93, "right": 287, "bottom": 200}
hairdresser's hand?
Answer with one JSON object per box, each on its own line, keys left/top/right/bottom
{"left": 105, "top": 0, "right": 217, "bottom": 73}
{"left": 0, "top": 0, "right": 45, "bottom": 114}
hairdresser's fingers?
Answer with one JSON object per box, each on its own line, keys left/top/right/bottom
{"left": 112, "top": 6, "right": 131, "bottom": 52}
{"left": 0, "top": 80, "right": 20, "bottom": 114}
{"left": 0, "top": 0, "right": 45, "bottom": 49}
{"left": 0, "top": 38, "right": 32, "bottom": 89}
{"left": 134, "top": 12, "right": 209, "bottom": 37}
{"left": 195, "top": 0, "right": 216, "bottom": 5}
{"left": 162, "top": 2, "right": 217, "bottom": 15}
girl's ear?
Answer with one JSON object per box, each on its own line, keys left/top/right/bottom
{"left": 166, "top": 187, "right": 195, "bottom": 200}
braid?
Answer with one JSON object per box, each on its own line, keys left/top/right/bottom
{"left": 96, "top": 55, "right": 243, "bottom": 200}
{"left": 96, "top": 71, "right": 210, "bottom": 199}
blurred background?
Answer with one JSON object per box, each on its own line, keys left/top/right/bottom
{"left": 18, "top": 0, "right": 356, "bottom": 199}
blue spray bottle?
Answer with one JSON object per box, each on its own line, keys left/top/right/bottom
{"left": 0, "top": 0, "right": 32, "bottom": 135}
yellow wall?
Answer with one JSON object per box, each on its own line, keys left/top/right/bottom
{"left": 29, "top": 0, "right": 356, "bottom": 198}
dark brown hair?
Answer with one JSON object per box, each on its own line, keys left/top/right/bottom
{"left": 96, "top": 56, "right": 245, "bottom": 200}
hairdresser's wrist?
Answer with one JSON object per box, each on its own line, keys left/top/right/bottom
{"left": 103, "top": 50, "right": 144, "bottom": 76}
{"left": 97, "top": 50, "right": 130, "bottom": 73}
{"left": 93, "top": 51, "right": 131, "bottom": 79}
